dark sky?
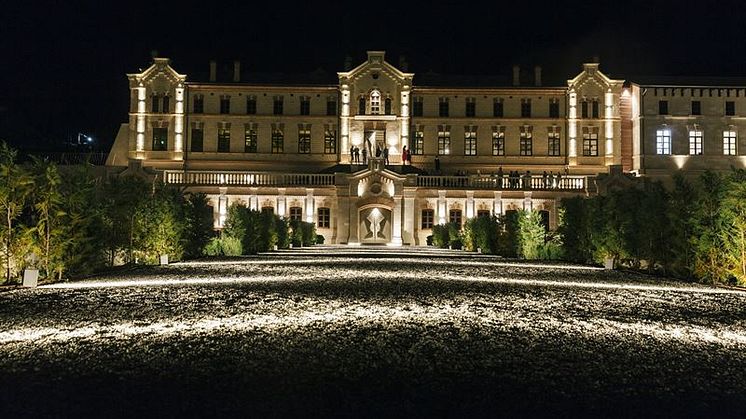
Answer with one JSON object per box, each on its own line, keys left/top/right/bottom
{"left": 3, "top": 0, "right": 746, "bottom": 151}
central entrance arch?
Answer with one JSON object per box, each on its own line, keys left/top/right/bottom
{"left": 358, "top": 204, "right": 392, "bottom": 244}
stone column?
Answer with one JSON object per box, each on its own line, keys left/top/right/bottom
{"left": 218, "top": 187, "right": 228, "bottom": 228}
{"left": 277, "top": 188, "right": 286, "bottom": 217}
{"left": 340, "top": 84, "right": 351, "bottom": 163}
{"left": 174, "top": 84, "right": 184, "bottom": 159}
{"left": 523, "top": 191, "right": 533, "bottom": 211}
{"left": 493, "top": 191, "right": 503, "bottom": 216}
{"left": 604, "top": 88, "right": 615, "bottom": 166}
{"left": 305, "top": 188, "right": 315, "bottom": 223}
{"left": 391, "top": 195, "right": 403, "bottom": 246}
{"left": 437, "top": 190, "right": 447, "bottom": 225}
{"left": 568, "top": 90, "right": 578, "bottom": 166}
{"left": 466, "top": 191, "right": 475, "bottom": 218}
{"left": 403, "top": 187, "right": 416, "bottom": 245}
{"left": 249, "top": 187, "right": 258, "bottom": 211}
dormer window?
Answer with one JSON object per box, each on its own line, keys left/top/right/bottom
{"left": 370, "top": 90, "right": 381, "bottom": 115}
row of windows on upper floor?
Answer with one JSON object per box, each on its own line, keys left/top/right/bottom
{"left": 147, "top": 94, "right": 609, "bottom": 119}
{"left": 149, "top": 124, "right": 605, "bottom": 158}
{"left": 655, "top": 127, "right": 740, "bottom": 155}
{"left": 657, "top": 100, "right": 738, "bottom": 116}
{"left": 651, "top": 87, "right": 746, "bottom": 98}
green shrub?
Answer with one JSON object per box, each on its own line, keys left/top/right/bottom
{"left": 316, "top": 234, "right": 325, "bottom": 244}
{"left": 432, "top": 224, "right": 449, "bottom": 248}
{"left": 516, "top": 210, "right": 546, "bottom": 260}
{"left": 203, "top": 238, "right": 222, "bottom": 256}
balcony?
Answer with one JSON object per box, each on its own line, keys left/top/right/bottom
{"left": 416, "top": 174, "right": 589, "bottom": 191}
{"left": 163, "top": 170, "right": 336, "bottom": 187}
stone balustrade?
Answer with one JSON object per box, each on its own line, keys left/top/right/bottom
{"left": 416, "top": 174, "right": 588, "bottom": 191}
{"left": 163, "top": 170, "right": 336, "bottom": 187}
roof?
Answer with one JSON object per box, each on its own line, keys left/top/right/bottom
{"left": 629, "top": 75, "right": 746, "bottom": 87}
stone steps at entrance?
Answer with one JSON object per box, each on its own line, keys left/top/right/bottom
{"left": 263, "top": 245, "right": 498, "bottom": 259}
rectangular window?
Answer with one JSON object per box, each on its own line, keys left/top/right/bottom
{"left": 659, "top": 100, "right": 669, "bottom": 115}
{"left": 161, "top": 96, "right": 170, "bottom": 113}
{"left": 519, "top": 126, "right": 532, "bottom": 156}
{"left": 358, "top": 97, "right": 366, "bottom": 115}
{"left": 439, "top": 98, "right": 449, "bottom": 117}
{"left": 691, "top": 101, "right": 701, "bottom": 115}
{"left": 548, "top": 127, "right": 561, "bottom": 156}
{"left": 273, "top": 96, "right": 284, "bottom": 115}
{"left": 591, "top": 100, "right": 599, "bottom": 118}
{"left": 689, "top": 130, "right": 703, "bottom": 155}
{"left": 726, "top": 101, "right": 736, "bottom": 116}
{"left": 326, "top": 99, "right": 337, "bottom": 116}
{"left": 246, "top": 96, "right": 257, "bottom": 114}
{"left": 724, "top": 130, "right": 737, "bottom": 155}
{"left": 581, "top": 100, "right": 588, "bottom": 118}
{"left": 152, "top": 127, "right": 168, "bottom": 151}
{"left": 521, "top": 99, "right": 531, "bottom": 118}
{"left": 421, "top": 209, "right": 434, "bottom": 229}
{"left": 412, "top": 129, "right": 424, "bottom": 155}
{"left": 449, "top": 209, "right": 462, "bottom": 227}
{"left": 151, "top": 95, "right": 160, "bottom": 113}
{"left": 289, "top": 207, "right": 303, "bottom": 222}
{"left": 191, "top": 128, "right": 203, "bottom": 152}
{"left": 477, "top": 210, "right": 491, "bottom": 218}
{"left": 324, "top": 128, "right": 337, "bottom": 154}
{"left": 493, "top": 98, "right": 504, "bottom": 117}
{"left": 413, "top": 98, "right": 423, "bottom": 117}
{"left": 464, "top": 127, "right": 477, "bottom": 156}
{"left": 262, "top": 207, "right": 274, "bottom": 216}
{"left": 271, "top": 128, "right": 284, "bottom": 153}
{"left": 549, "top": 99, "right": 560, "bottom": 118}
{"left": 298, "top": 126, "right": 311, "bottom": 154}
{"left": 194, "top": 95, "right": 204, "bottom": 114}
{"left": 220, "top": 96, "right": 231, "bottom": 114}
{"left": 317, "top": 207, "right": 331, "bottom": 228}
{"left": 384, "top": 97, "right": 392, "bottom": 115}
{"left": 465, "top": 98, "right": 476, "bottom": 117}
{"left": 244, "top": 126, "right": 257, "bottom": 153}
{"left": 582, "top": 127, "right": 599, "bottom": 156}
{"left": 656, "top": 128, "right": 671, "bottom": 155}
{"left": 300, "top": 97, "right": 310, "bottom": 115}
{"left": 492, "top": 127, "right": 505, "bottom": 156}
{"left": 218, "top": 128, "right": 231, "bottom": 152}
{"left": 437, "top": 126, "right": 450, "bottom": 155}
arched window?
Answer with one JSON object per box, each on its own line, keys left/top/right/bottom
{"left": 370, "top": 90, "right": 381, "bottom": 114}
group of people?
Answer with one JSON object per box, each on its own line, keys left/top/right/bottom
{"left": 349, "top": 146, "right": 368, "bottom": 164}
{"left": 350, "top": 144, "right": 413, "bottom": 166}
{"left": 401, "top": 146, "right": 413, "bottom": 166}
{"left": 496, "top": 168, "right": 564, "bottom": 189}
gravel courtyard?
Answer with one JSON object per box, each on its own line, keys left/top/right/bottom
{"left": 1, "top": 246, "right": 745, "bottom": 418}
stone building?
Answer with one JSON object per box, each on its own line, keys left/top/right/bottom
{"left": 106, "top": 51, "right": 745, "bottom": 245}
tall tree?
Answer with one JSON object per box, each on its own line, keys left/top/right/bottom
{"left": 0, "top": 143, "right": 33, "bottom": 283}
{"left": 30, "top": 157, "right": 65, "bottom": 279}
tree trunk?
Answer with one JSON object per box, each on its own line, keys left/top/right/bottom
{"left": 6, "top": 207, "right": 11, "bottom": 283}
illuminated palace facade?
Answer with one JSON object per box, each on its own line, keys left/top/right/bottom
{"left": 107, "top": 51, "right": 746, "bottom": 245}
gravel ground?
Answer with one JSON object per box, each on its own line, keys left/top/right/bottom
{"left": 1, "top": 246, "right": 745, "bottom": 418}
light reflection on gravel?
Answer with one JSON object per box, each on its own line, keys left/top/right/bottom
{"left": 1, "top": 247, "right": 745, "bottom": 417}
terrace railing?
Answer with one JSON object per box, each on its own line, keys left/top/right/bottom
{"left": 416, "top": 174, "right": 588, "bottom": 191}
{"left": 163, "top": 170, "right": 336, "bottom": 187}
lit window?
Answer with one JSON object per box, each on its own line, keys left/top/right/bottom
{"left": 271, "top": 127, "right": 284, "bottom": 153}
{"left": 289, "top": 207, "right": 303, "bottom": 221}
{"left": 244, "top": 125, "right": 257, "bottom": 153}
{"left": 519, "top": 126, "right": 532, "bottom": 156}
{"left": 548, "top": 127, "right": 561, "bottom": 156}
{"left": 492, "top": 127, "right": 505, "bottom": 156}
{"left": 656, "top": 128, "right": 671, "bottom": 155}
{"left": 152, "top": 127, "right": 168, "bottom": 151}
{"left": 464, "top": 127, "right": 477, "bottom": 156}
{"left": 421, "top": 209, "right": 434, "bottom": 229}
{"left": 437, "top": 125, "right": 450, "bottom": 155}
{"left": 218, "top": 128, "right": 231, "bottom": 152}
{"left": 370, "top": 90, "right": 381, "bottom": 114}
{"left": 582, "top": 127, "right": 598, "bottom": 157}
{"left": 689, "top": 130, "right": 702, "bottom": 155}
{"left": 298, "top": 126, "right": 311, "bottom": 154}
{"left": 324, "top": 128, "right": 336, "bottom": 154}
{"left": 412, "top": 129, "right": 424, "bottom": 155}
{"left": 723, "top": 130, "right": 737, "bottom": 155}
{"left": 317, "top": 207, "right": 331, "bottom": 228}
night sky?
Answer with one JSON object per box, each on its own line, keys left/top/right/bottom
{"left": 3, "top": 0, "right": 746, "bottom": 152}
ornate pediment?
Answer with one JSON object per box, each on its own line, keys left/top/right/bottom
{"left": 127, "top": 57, "right": 186, "bottom": 89}
{"left": 338, "top": 51, "right": 414, "bottom": 87}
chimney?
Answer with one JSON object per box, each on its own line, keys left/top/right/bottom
{"left": 512, "top": 65, "right": 520, "bottom": 86}
{"left": 534, "top": 65, "right": 542, "bottom": 87}
{"left": 209, "top": 60, "right": 217, "bottom": 82}
{"left": 233, "top": 60, "right": 241, "bottom": 82}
